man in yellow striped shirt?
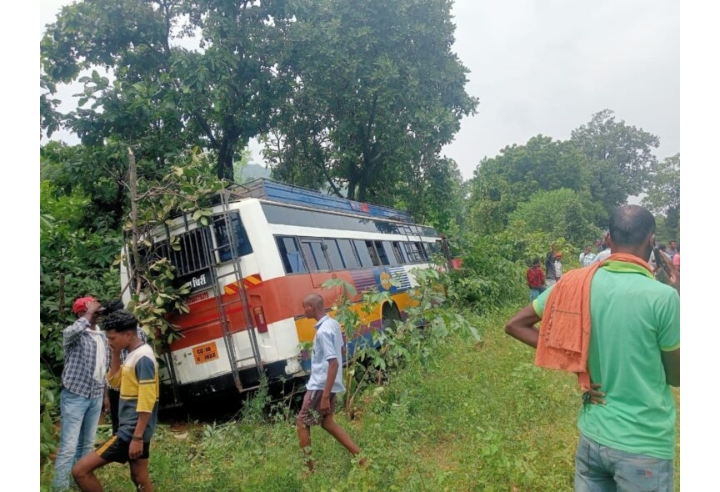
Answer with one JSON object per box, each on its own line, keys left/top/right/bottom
{"left": 72, "top": 310, "right": 159, "bottom": 492}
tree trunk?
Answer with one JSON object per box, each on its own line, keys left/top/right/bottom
{"left": 128, "top": 147, "right": 143, "bottom": 296}
{"left": 217, "top": 130, "right": 242, "bottom": 182}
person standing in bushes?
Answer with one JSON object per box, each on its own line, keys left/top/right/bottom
{"left": 579, "top": 246, "right": 596, "bottom": 267}
{"left": 296, "top": 293, "right": 365, "bottom": 472}
{"left": 553, "top": 252, "right": 563, "bottom": 280}
{"left": 666, "top": 240, "right": 678, "bottom": 260}
{"left": 72, "top": 309, "right": 160, "bottom": 492}
{"left": 545, "top": 245, "right": 559, "bottom": 286}
{"left": 52, "top": 297, "right": 109, "bottom": 491}
{"left": 504, "top": 205, "right": 680, "bottom": 491}
{"left": 526, "top": 257, "right": 545, "bottom": 301}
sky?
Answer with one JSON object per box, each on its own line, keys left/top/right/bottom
{"left": 39, "top": 0, "right": 679, "bottom": 180}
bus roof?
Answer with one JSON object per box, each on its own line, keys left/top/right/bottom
{"left": 228, "top": 178, "right": 415, "bottom": 223}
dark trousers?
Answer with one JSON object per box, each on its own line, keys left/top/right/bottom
{"left": 108, "top": 388, "right": 120, "bottom": 435}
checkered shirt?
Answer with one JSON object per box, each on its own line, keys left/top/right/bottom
{"left": 61, "top": 317, "right": 108, "bottom": 399}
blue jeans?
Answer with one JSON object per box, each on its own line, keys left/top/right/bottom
{"left": 530, "top": 288, "right": 541, "bottom": 301}
{"left": 575, "top": 433, "right": 674, "bottom": 492}
{"left": 52, "top": 388, "right": 103, "bottom": 491}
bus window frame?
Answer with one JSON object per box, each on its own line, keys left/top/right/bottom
{"left": 275, "top": 235, "right": 308, "bottom": 274}
{"left": 300, "top": 237, "right": 331, "bottom": 272}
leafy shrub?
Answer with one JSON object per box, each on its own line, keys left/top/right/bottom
{"left": 447, "top": 231, "right": 527, "bottom": 312}
{"left": 323, "top": 266, "right": 479, "bottom": 418}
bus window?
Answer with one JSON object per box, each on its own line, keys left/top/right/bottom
{"left": 373, "top": 241, "right": 391, "bottom": 265}
{"left": 323, "top": 239, "right": 345, "bottom": 270}
{"left": 301, "top": 238, "right": 330, "bottom": 272}
{"left": 169, "top": 228, "right": 212, "bottom": 275}
{"left": 336, "top": 239, "right": 360, "bottom": 269}
{"left": 391, "top": 241, "right": 406, "bottom": 264}
{"left": 275, "top": 236, "right": 307, "bottom": 274}
{"left": 416, "top": 242, "right": 428, "bottom": 261}
{"left": 382, "top": 241, "right": 399, "bottom": 265}
{"left": 364, "top": 241, "right": 382, "bottom": 266}
{"left": 403, "top": 242, "right": 426, "bottom": 263}
{"left": 425, "top": 241, "right": 441, "bottom": 256}
{"left": 354, "top": 240, "right": 374, "bottom": 267}
{"left": 213, "top": 212, "right": 253, "bottom": 262}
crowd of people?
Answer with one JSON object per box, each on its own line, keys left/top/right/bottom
{"left": 527, "top": 236, "right": 680, "bottom": 301}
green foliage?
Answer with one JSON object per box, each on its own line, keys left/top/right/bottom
{"left": 446, "top": 231, "right": 529, "bottom": 313}
{"left": 466, "top": 111, "right": 662, "bottom": 237}
{"left": 41, "top": 0, "right": 293, "bottom": 182}
{"left": 643, "top": 153, "right": 680, "bottom": 242}
{"left": 321, "top": 265, "right": 478, "bottom": 418}
{"left": 395, "top": 156, "right": 467, "bottom": 233}
{"left": 570, "top": 109, "right": 661, "bottom": 214}
{"left": 468, "top": 136, "right": 593, "bottom": 235}
{"left": 265, "top": 0, "right": 477, "bottom": 203}
{"left": 508, "top": 188, "right": 603, "bottom": 248}
{"left": 40, "top": 179, "right": 121, "bottom": 360}
{"left": 124, "top": 151, "right": 225, "bottom": 346}
{"left": 40, "top": 365, "right": 59, "bottom": 462}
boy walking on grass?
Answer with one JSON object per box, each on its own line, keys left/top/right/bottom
{"left": 72, "top": 310, "right": 160, "bottom": 492}
{"left": 297, "top": 293, "right": 365, "bottom": 471}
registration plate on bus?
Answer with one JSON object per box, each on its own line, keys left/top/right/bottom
{"left": 193, "top": 342, "right": 218, "bottom": 364}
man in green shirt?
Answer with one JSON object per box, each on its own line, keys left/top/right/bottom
{"left": 505, "top": 205, "right": 680, "bottom": 492}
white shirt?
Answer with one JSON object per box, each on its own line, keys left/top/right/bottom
{"left": 580, "top": 252, "right": 597, "bottom": 267}
{"left": 593, "top": 249, "right": 612, "bottom": 263}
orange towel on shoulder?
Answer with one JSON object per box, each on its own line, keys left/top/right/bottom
{"left": 534, "top": 253, "right": 652, "bottom": 392}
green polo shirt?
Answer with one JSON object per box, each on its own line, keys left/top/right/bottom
{"left": 533, "top": 261, "right": 680, "bottom": 459}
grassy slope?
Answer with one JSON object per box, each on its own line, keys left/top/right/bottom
{"left": 41, "top": 306, "right": 679, "bottom": 491}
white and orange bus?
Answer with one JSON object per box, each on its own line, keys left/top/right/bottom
{"left": 120, "top": 178, "right": 452, "bottom": 407}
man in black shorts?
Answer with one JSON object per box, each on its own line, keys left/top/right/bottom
{"left": 72, "top": 310, "right": 159, "bottom": 492}
{"left": 297, "top": 293, "right": 364, "bottom": 472}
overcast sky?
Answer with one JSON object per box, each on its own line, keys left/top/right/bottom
{"left": 39, "top": 0, "right": 679, "bottom": 180}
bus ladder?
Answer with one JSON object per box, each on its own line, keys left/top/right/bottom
{"left": 204, "top": 188, "right": 264, "bottom": 393}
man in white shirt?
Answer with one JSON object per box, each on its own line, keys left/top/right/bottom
{"left": 579, "top": 246, "right": 596, "bottom": 267}
{"left": 296, "top": 293, "right": 364, "bottom": 472}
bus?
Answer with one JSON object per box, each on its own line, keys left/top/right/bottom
{"left": 120, "top": 178, "right": 452, "bottom": 407}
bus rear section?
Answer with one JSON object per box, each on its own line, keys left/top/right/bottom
{"left": 121, "top": 198, "right": 306, "bottom": 408}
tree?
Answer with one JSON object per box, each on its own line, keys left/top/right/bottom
{"left": 394, "top": 156, "right": 465, "bottom": 233}
{"left": 643, "top": 153, "right": 680, "bottom": 241}
{"left": 508, "top": 188, "right": 603, "bottom": 248}
{"left": 263, "top": 0, "right": 478, "bottom": 202}
{"left": 467, "top": 135, "right": 596, "bottom": 234}
{"left": 569, "top": 109, "right": 660, "bottom": 213}
{"left": 40, "top": 0, "right": 292, "bottom": 182}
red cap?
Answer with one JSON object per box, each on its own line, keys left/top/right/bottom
{"left": 72, "top": 296, "right": 98, "bottom": 315}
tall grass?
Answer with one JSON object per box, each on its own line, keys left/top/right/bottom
{"left": 40, "top": 305, "right": 679, "bottom": 491}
